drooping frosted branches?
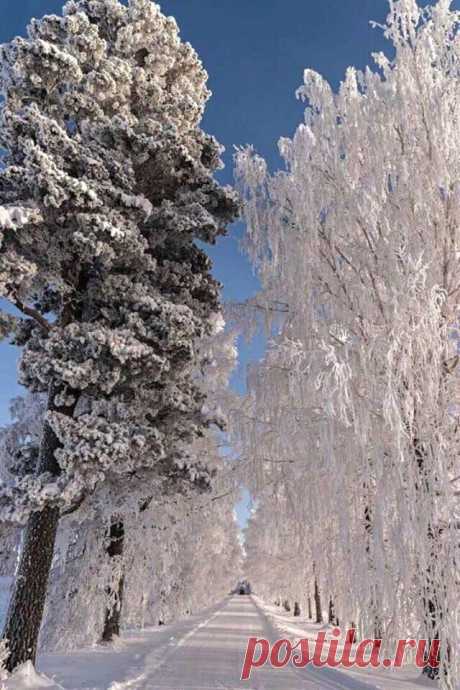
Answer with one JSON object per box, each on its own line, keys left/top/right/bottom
{"left": 236, "top": 1, "right": 460, "bottom": 684}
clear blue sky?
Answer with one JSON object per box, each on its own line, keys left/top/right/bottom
{"left": 0, "top": 0, "right": 442, "bottom": 525}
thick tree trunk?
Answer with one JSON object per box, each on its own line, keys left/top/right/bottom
{"left": 314, "top": 577, "right": 323, "bottom": 624}
{"left": 101, "top": 519, "right": 125, "bottom": 642}
{"left": 3, "top": 506, "right": 60, "bottom": 671}
{"left": 293, "top": 601, "right": 301, "bottom": 617}
{"left": 2, "top": 387, "right": 76, "bottom": 671}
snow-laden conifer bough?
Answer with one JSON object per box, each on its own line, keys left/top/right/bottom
{"left": 0, "top": 0, "right": 239, "bottom": 674}
{"left": 234, "top": 1, "right": 460, "bottom": 688}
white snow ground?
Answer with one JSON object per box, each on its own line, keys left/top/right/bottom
{"left": 255, "top": 597, "right": 445, "bottom": 690}
{"left": 0, "top": 594, "right": 448, "bottom": 690}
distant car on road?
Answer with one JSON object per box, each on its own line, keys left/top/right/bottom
{"left": 236, "top": 580, "right": 251, "bottom": 595}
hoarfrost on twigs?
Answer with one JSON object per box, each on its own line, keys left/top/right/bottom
{"left": 236, "top": 1, "right": 460, "bottom": 685}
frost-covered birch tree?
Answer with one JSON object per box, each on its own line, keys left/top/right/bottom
{"left": 236, "top": 0, "right": 460, "bottom": 685}
{"left": 0, "top": 0, "right": 237, "bottom": 671}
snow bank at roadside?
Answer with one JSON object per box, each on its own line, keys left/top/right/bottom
{"left": 0, "top": 627, "right": 178, "bottom": 690}
{"left": 1, "top": 661, "right": 63, "bottom": 689}
{"left": 0, "top": 599, "right": 227, "bottom": 690}
{"left": 253, "top": 596, "right": 446, "bottom": 690}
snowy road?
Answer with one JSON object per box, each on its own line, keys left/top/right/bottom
{"left": 138, "top": 595, "right": 381, "bottom": 690}
{"left": 33, "top": 595, "right": 381, "bottom": 690}
{"left": 146, "top": 594, "right": 310, "bottom": 690}
{"left": 109, "top": 596, "right": 378, "bottom": 690}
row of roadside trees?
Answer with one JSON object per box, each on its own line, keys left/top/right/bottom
{"left": 235, "top": 1, "right": 460, "bottom": 687}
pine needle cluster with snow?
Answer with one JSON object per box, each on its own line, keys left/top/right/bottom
{"left": 0, "top": 0, "right": 238, "bottom": 519}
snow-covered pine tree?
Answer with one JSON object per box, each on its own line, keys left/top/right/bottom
{"left": 96, "top": 312, "right": 239, "bottom": 642}
{"left": 40, "top": 314, "right": 240, "bottom": 649}
{"left": 0, "top": 0, "right": 238, "bottom": 670}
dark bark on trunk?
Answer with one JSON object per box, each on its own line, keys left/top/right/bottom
{"left": 282, "top": 599, "right": 291, "bottom": 613}
{"left": 101, "top": 498, "right": 151, "bottom": 643}
{"left": 328, "top": 597, "right": 339, "bottom": 626}
{"left": 314, "top": 577, "right": 323, "bottom": 624}
{"left": 101, "top": 520, "right": 125, "bottom": 643}
{"left": 307, "top": 596, "right": 312, "bottom": 620}
{"left": 2, "top": 387, "right": 76, "bottom": 671}
{"left": 347, "top": 623, "right": 358, "bottom": 644}
{"left": 414, "top": 437, "right": 443, "bottom": 680}
{"left": 293, "top": 602, "right": 301, "bottom": 617}
{"left": 422, "top": 585, "right": 441, "bottom": 680}
{"left": 364, "top": 503, "right": 383, "bottom": 639}
{"left": 3, "top": 506, "right": 60, "bottom": 671}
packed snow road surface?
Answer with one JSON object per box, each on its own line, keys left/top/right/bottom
{"left": 24, "top": 595, "right": 379, "bottom": 690}
{"left": 144, "top": 595, "right": 378, "bottom": 690}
